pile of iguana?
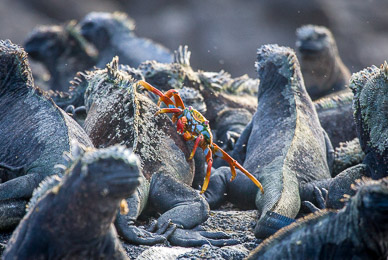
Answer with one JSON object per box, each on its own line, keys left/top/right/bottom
{"left": 0, "top": 40, "right": 93, "bottom": 231}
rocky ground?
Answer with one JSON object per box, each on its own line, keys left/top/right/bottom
{"left": 123, "top": 204, "right": 259, "bottom": 259}
{"left": 0, "top": 203, "right": 259, "bottom": 259}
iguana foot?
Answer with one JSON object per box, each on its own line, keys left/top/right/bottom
{"left": 0, "top": 199, "right": 27, "bottom": 231}
{"left": 169, "top": 227, "right": 239, "bottom": 247}
{"left": 302, "top": 185, "right": 327, "bottom": 213}
{"left": 116, "top": 217, "right": 176, "bottom": 246}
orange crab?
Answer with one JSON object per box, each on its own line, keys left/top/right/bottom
{"left": 138, "top": 80, "right": 264, "bottom": 194}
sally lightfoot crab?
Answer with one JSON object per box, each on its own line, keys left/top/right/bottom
{"left": 138, "top": 80, "right": 264, "bottom": 194}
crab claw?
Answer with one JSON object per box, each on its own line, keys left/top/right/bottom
{"left": 138, "top": 80, "right": 175, "bottom": 108}
{"left": 176, "top": 117, "right": 187, "bottom": 134}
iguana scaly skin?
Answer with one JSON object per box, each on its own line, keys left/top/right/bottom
{"left": 81, "top": 57, "right": 237, "bottom": 247}
{"left": 0, "top": 40, "right": 93, "bottom": 230}
{"left": 332, "top": 138, "right": 365, "bottom": 176}
{"left": 248, "top": 177, "right": 388, "bottom": 259}
{"left": 137, "top": 45, "right": 258, "bottom": 125}
{"left": 296, "top": 25, "right": 351, "bottom": 100}
{"left": 205, "top": 45, "right": 332, "bottom": 239}
{"left": 3, "top": 145, "right": 141, "bottom": 260}
{"left": 349, "top": 62, "right": 388, "bottom": 179}
{"left": 78, "top": 12, "right": 173, "bottom": 69}
{"left": 314, "top": 92, "right": 357, "bottom": 147}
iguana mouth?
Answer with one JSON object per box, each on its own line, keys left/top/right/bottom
{"left": 106, "top": 174, "right": 141, "bottom": 185}
{"left": 297, "top": 41, "right": 323, "bottom": 56}
{"left": 103, "top": 170, "right": 140, "bottom": 184}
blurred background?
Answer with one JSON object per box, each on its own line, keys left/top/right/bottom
{"left": 1, "top": 0, "right": 387, "bottom": 77}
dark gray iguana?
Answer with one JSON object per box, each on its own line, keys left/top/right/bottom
{"left": 24, "top": 21, "right": 98, "bottom": 92}
{"left": 204, "top": 44, "right": 333, "bottom": 239}
{"left": 3, "top": 145, "right": 141, "bottom": 260}
{"left": 248, "top": 177, "right": 388, "bottom": 260}
{"left": 313, "top": 92, "right": 357, "bottom": 148}
{"left": 296, "top": 24, "right": 351, "bottom": 100}
{"left": 78, "top": 12, "right": 173, "bottom": 69}
{"left": 299, "top": 62, "right": 388, "bottom": 212}
{"left": 0, "top": 40, "right": 93, "bottom": 230}
{"left": 81, "top": 57, "right": 238, "bottom": 247}
{"left": 349, "top": 62, "right": 388, "bottom": 179}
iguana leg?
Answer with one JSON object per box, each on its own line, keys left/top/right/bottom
{"left": 202, "top": 166, "right": 229, "bottom": 209}
{"left": 231, "top": 119, "right": 253, "bottom": 164}
{"left": 114, "top": 176, "right": 175, "bottom": 245}
{"left": 149, "top": 172, "right": 208, "bottom": 229}
{"left": 0, "top": 173, "right": 44, "bottom": 200}
{"left": 0, "top": 199, "right": 27, "bottom": 231}
{"left": 149, "top": 172, "right": 238, "bottom": 247}
{"left": 204, "top": 166, "right": 258, "bottom": 210}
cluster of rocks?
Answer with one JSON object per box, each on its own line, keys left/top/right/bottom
{"left": 0, "top": 11, "right": 387, "bottom": 260}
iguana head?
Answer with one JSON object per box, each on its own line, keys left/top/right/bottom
{"left": 351, "top": 178, "right": 388, "bottom": 229}
{"left": 256, "top": 44, "right": 303, "bottom": 100}
{"left": 79, "top": 12, "right": 135, "bottom": 51}
{"left": 296, "top": 24, "right": 337, "bottom": 58}
{"left": 83, "top": 56, "right": 136, "bottom": 112}
{"left": 0, "top": 40, "right": 33, "bottom": 88}
{"left": 24, "top": 22, "right": 97, "bottom": 69}
{"left": 51, "top": 143, "right": 141, "bottom": 202}
{"left": 24, "top": 25, "right": 66, "bottom": 64}
{"left": 76, "top": 145, "right": 141, "bottom": 199}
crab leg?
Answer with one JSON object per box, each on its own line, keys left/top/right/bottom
{"left": 155, "top": 108, "right": 183, "bottom": 116}
{"left": 212, "top": 143, "right": 264, "bottom": 194}
{"left": 200, "top": 147, "right": 213, "bottom": 194}
{"left": 188, "top": 134, "right": 204, "bottom": 160}
{"left": 159, "top": 89, "right": 186, "bottom": 109}
{"left": 137, "top": 80, "right": 175, "bottom": 107}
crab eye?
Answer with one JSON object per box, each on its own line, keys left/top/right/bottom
{"left": 204, "top": 120, "right": 209, "bottom": 125}
{"left": 188, "top": 106, "right": 193, "bottom": 111}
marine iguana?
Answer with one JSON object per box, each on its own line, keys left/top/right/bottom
{"left": 299, "top": 163, "right": 367, "bottom": 211}
{"left": 332, "top": 138, "right": 365, "bottom": 175}
{"left": 298, "top": 62, "right": 388, "bottom": 210}
{"left": 24, "top": 21, "right": 98, "bottom": 92}
{"left": 313, "top": 92, "right": 357, "bottom": 147}
{"left": 248, "top": 177, "right": 388, "bottom": 259}
{"left": 82, "top": 57, "right": 237, "bottom": 247}
{"left": 78, "top": 12, "right": 173, "bottom": 68}
{"left": 0, "top": 40, "right": 93, "bottom": 230}
{"left": 349, "top": 62, "right": 388, "bottom": 179}
{"left": 3, "top": 145, "right": 141, "bottom": 259}
{"left": 205, "top": 44, "right": 333, "bottom": 239}
{"left": 296, "top": 24, "right": 351, "bottom": 100}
